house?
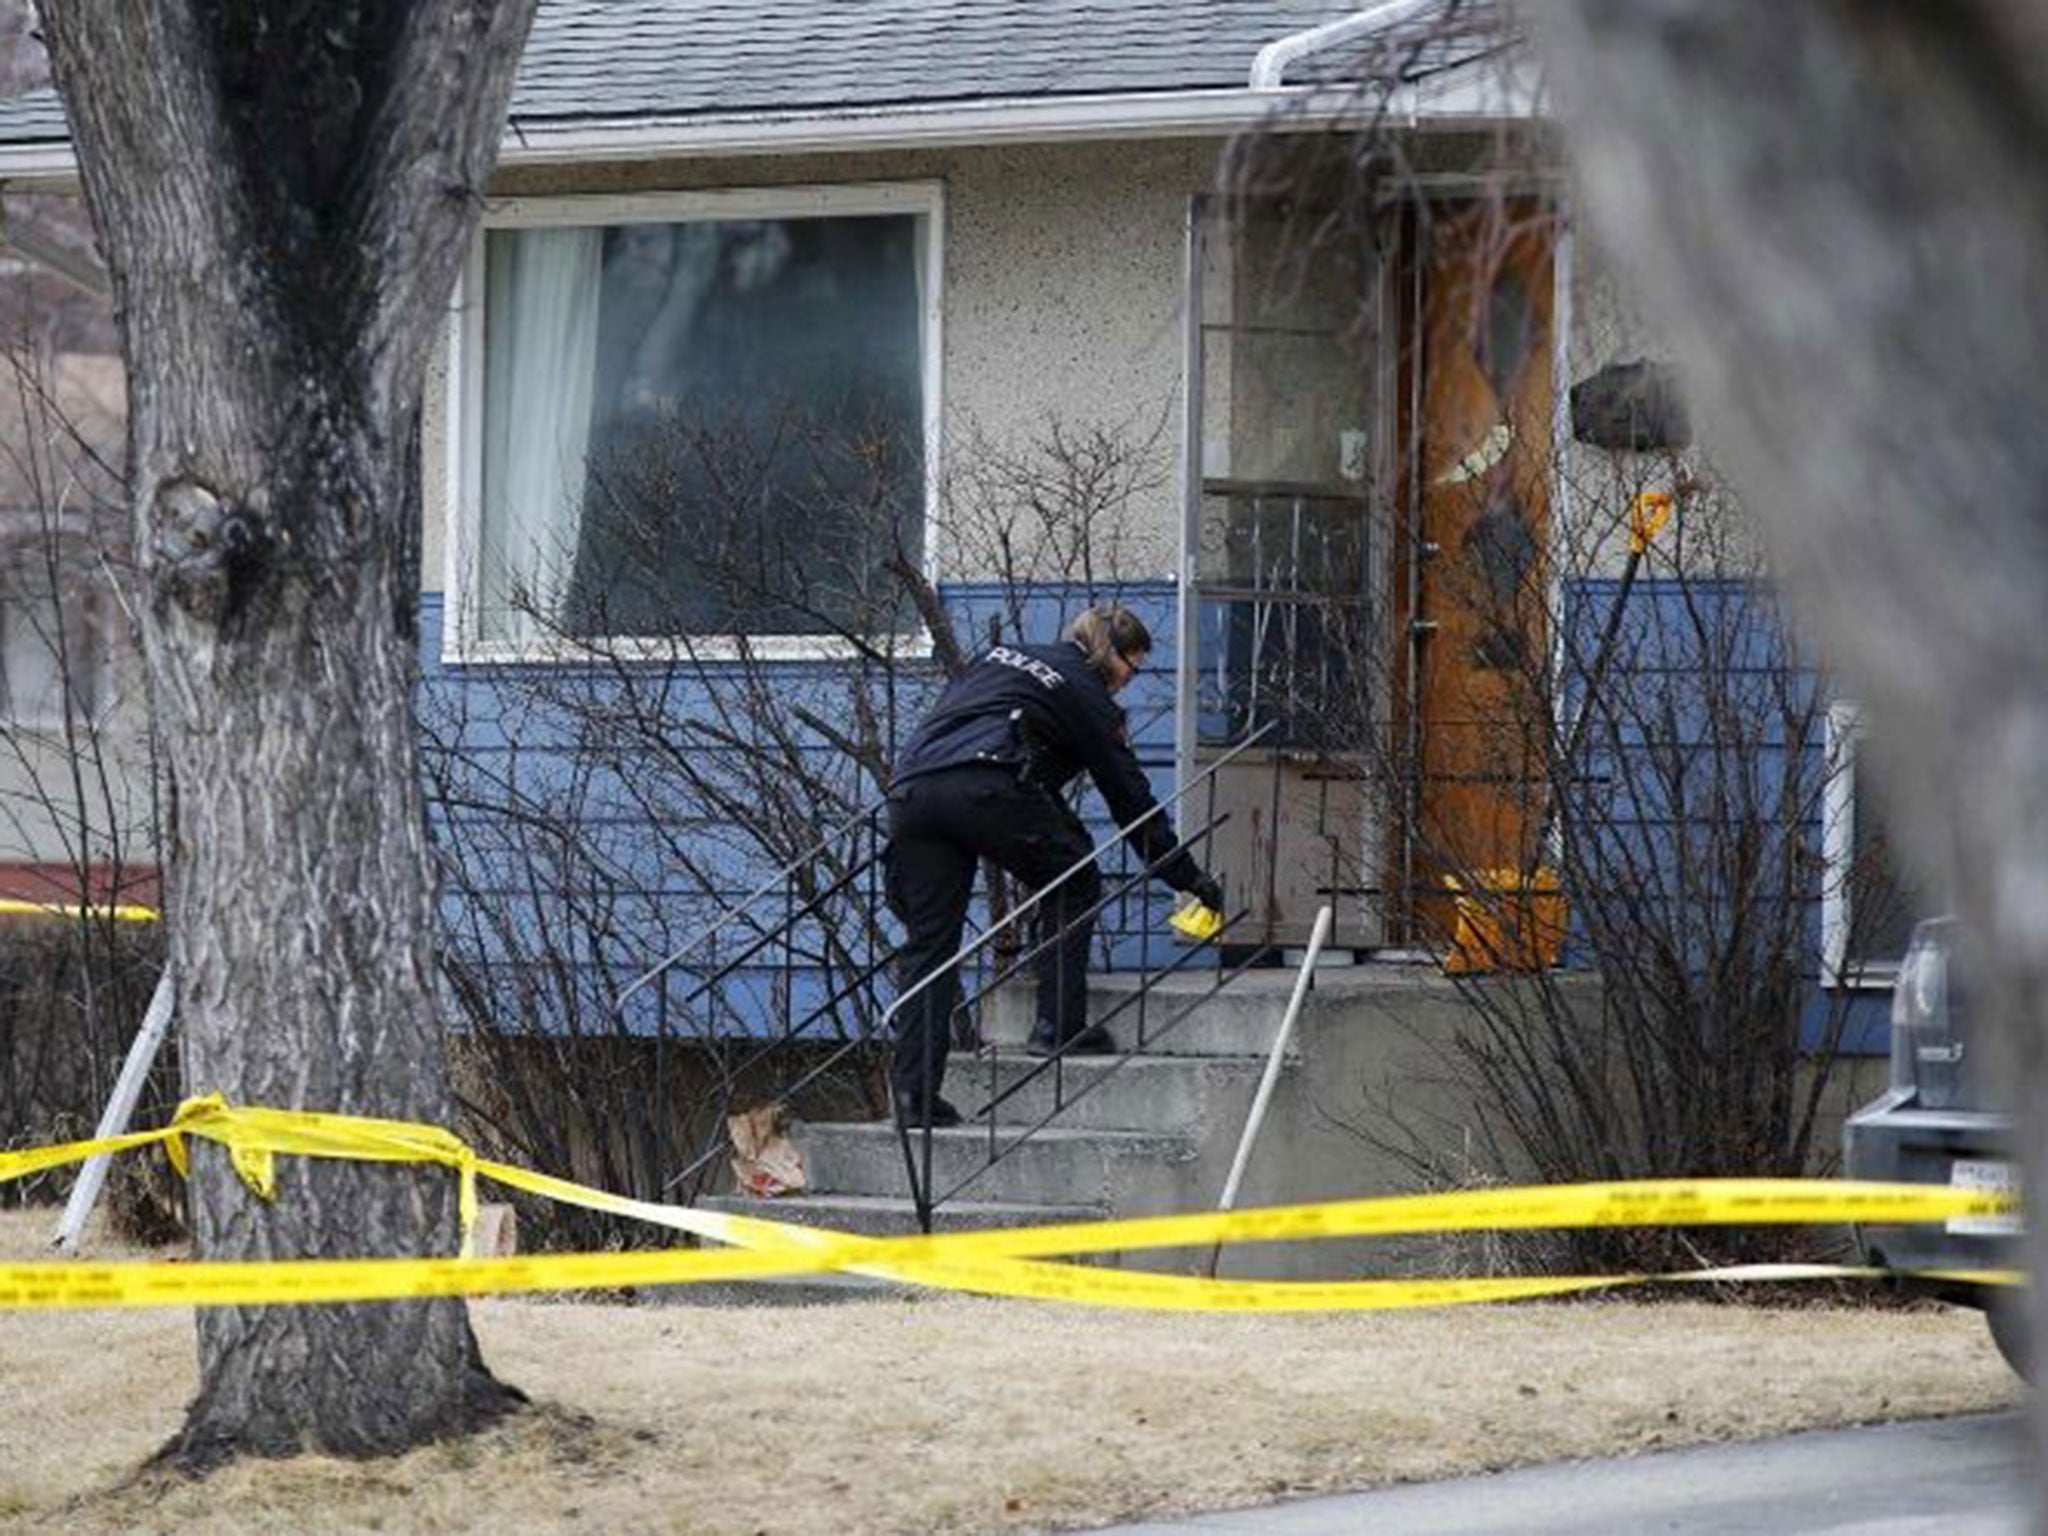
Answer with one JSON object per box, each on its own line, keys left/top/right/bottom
{"left": 0, "top": 184, "right": 153, "bottom": 919}
{"left": 0, "top": 2, "right": 1931, "bottom": 1269}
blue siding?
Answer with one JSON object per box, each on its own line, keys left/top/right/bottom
{"left": 1561, "top": 577, "right": 1891, "bottom": 1055}
{"left": 420, "top": 581, "right": 1193, "bottom": 1037}
{"left": 424, "top": 573, "right": 1894, "bottom": 1055}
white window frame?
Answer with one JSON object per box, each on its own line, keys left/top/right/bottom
{"left": 1823, "top": 699, "right": 1905, "bottom": 990}
{"left": 441, "top": 180, "right": 946, "bottom": 665}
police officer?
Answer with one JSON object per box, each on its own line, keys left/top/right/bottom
{"left": 885, "top": 605, "right": 1224, "bottom": 1126}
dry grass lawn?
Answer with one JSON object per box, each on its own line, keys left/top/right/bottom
{"left": 0, "top": 1210, "right": 2022, "bottom": 1535}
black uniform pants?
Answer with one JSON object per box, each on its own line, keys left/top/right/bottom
{"left": 884, "top": 764, "right": 1102, "bottom": 1107}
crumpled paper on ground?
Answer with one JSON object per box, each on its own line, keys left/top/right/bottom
{"left": 729, "top": 1102, "right": 807, "bottom": 1197}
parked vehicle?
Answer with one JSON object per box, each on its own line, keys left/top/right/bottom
{"left": 1842, "top": 916, "right": 2026, "bottom": 1374}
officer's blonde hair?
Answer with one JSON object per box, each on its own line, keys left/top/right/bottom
{"left": 1064, "top": 604, "right": 1152, "bottom": 683}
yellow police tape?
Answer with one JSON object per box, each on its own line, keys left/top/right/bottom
{"left": 0, "top": 1096, "right": 2025, "bottom": 1313}
{"left": 0, "top": 897, "right": 159, "bottom": 923}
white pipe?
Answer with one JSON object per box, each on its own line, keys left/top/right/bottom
{"left": 1208, "top": 906, "right": 1333, "bottom": 1275}
{"left": 52, "top": 972, "right": 174, "bottom": 1252}
{"left": 1250, "top": 0, "right": 1441, "bottom": 91}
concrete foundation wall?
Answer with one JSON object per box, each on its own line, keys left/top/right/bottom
{"left": 974, "top": 965, "right": 1888, "bottom": 1279}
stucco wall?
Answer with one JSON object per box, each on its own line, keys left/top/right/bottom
{"left": 1562, "top": 225, "right": 1764, "bottom": 577}
{"left": 422, "top": 137, "right": 1234, "bottom": 603}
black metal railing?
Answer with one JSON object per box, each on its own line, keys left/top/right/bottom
{"left": 622, "top": 725, "right": 1284, "bottom": 1227}
{"left": 878, "top": 723, "right": 1281, "bottom": 1228}
{"left": 619, "top": 794, "right": 899, "bottom": 1205}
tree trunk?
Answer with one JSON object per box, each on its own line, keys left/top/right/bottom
{"left": 38, "top": 1, "right": 537, "bottom": 1463}
{"left": 1521, "top": 0, "right": 2048, "bottom": 1495}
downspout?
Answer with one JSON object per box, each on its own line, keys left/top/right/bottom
{"left": 1248, "top": 0, "right": 1442, "bottom": 91}
{"left": 0, "top": 188, "right": 109, "bottom": 296}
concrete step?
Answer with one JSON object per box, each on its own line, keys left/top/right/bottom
{"left": 793, "top": 1118, "right": 1199, "bottom": 1209}
{"left": 948, "top": 1049, "right": 1275, "bottom": 1133}
{"left": 977, "top": 973, "right": 1304, "bottom": 1059}
{"left": 697, "top": 1189, "right": 1106, "bottom": 1237}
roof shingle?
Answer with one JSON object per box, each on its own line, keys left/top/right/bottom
{"left": 0, "top": 0, "right": 1499, "bottom": 147}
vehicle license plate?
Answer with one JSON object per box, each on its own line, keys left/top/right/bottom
{"left": 1948, "top": 1159, "right": 2023, "bottom": 1236}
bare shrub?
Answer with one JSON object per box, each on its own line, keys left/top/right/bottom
{"left": 1209, "top": 15, "right": 1904, "bottom": 1270}
{"left": 426, "top": 404, "right": 1163, "bottom": 1244}
{"left": 0, "top": 262, "right": 176, "bottom": 1242}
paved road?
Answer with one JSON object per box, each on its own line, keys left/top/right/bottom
{"left": 1101, "top": 1413, "right": 2029, "bottom": 1535}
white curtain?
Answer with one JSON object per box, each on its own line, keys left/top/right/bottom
{"left": 481, "top": 226, "right": 603, "bottom": 645}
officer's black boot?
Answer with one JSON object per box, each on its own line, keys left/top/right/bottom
{"left": 1027, "top": 858, "right": 1111, "bottom": 1054}
{"left": 1026, "top": 1019, "right": 1115, "bottom": 1056}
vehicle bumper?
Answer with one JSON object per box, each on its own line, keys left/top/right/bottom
{"left": 1843, "top": 1097, "right": 2019, "bottom": 1290}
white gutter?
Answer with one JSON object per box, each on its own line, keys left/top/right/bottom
{"left": 501, "top": 59, "right": 1530, "bottom": 158}
{"left": 498, "top": 86, "right": 1352, "bottom": 167}
{"left": 1251, "top": 0, "right": 1447, "bottom": 91}
{"left": 0, "top": 68, "right": 1531, "bottom": 192}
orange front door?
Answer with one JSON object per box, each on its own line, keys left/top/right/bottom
{"left": 1397, "top": 199, "right": 1558, "bottom": 942}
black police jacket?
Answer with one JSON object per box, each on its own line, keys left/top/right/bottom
{"left": 893, "top": 640, "right": 1202, "bottom": 890}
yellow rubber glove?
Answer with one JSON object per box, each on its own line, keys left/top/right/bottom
{"left": 1170, "top": 898, "right": 1225, "bottom": 942}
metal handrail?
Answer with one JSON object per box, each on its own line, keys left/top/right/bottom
{"left": 958, "top": 812, "right": 1226, "bottom": 1026}
{"left": 613, "top": 791, "right": 888, "bottom": 1016}
{"left": 939, "top": 914, "right": 1274, "bottom": 1209}
{"left": 639, "top": 843, "right": 887, "bottom": 1027}
{"left": 875, "top": 721, "right": 1278, "bottom": 1044}
{"left": 646, "top": 803, "right": 988, "bottom": 1199}
{"left": 659, "top": 953, "right": 898, "bottom": 1197}
{"left": 631, "top": 722, "right": 1282, "bottom": 1226}
{"left": 901, "top": 821, "right": 1265, "bottom": 1219}
{"left": 886, "top": 722, "right": 1279, "bottom": 1224}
